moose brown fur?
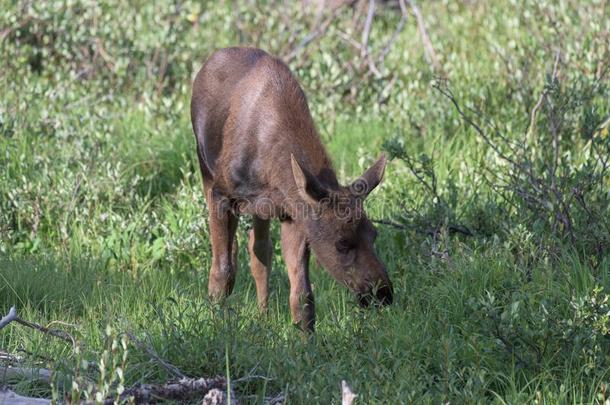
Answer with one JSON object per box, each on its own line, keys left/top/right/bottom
{"left": 191, "top": 47, "right": 392, "bottom": 330}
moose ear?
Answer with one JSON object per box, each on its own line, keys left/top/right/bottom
{"left": 350, "top": 154, "right": 387, "bottom": 198}
{"left": 291, "top": 154, "right": 329, "bottom": 205}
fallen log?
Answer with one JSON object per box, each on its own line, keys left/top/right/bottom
{"left": 341, "top": 380, "right": 357, "bottom": 405}
{"left": 99, "top": 376, "right": 235, "bottom": 405}
{"left": 0, "top": 387, "right": 51, "bottom": 405}
{"left": 0, "top": 366, "right": 52, "bottom": 384}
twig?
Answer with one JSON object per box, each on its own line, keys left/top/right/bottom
{"left": 0, "top": 307, "right": 17, "bottom": 329}
{"left": 433, "top": 82, "right": 522, "bottom": 170}
{"left": 360, "top": 0, "right": 375, "bottom": 59}
{"left": 377, "top": 73, "right": 398, "bottom": 104}
{"left": 372, "top": 218, "right": 408, "bottom": 230}
{"left": 125, "top": 332, "right": 185, "bottom": 379}
{"left": 372, "top": 218, "right": 472, "bottom": 237}
{"left": 405, "top": 0, "right": 441, "bottom": 73}
{"left": 341, "top": 380, "right": 357, "bottom": 405}
{"left": 266, "top": 391, "right": 286, "bottom": 405}
{"left": 360, "top": 0, "right": 382, "bottom": 77}
{"left": 377, "top": 0, "right": 408, "bottom": 67}
{"left": 0, "top": 307, "right": 75, "bottom": 345}
{"left": 0, "top": 351, "right": 21, "bottom": 364}
{"left": 286, "top": 6, "right": 342, "bottom": 62}
{"left": 233, "top": 375, "right": 273, "bottom": 384}
{"left": 525, "top": 50, "right": 561, "bottom": 139}
{"left": 232, "top": 0, "right": 245, "bottom": 43}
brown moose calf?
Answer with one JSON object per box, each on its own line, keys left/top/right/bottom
{"left": 191, "top": 47, "right": 393, "bottom": 331}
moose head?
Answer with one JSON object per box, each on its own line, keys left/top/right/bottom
{"left": 290, "top": 154, "right": 393, "bottom": 306}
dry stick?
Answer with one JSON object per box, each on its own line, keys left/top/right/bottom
{"left": 524, "top": 51, "right": 575, "bottom": 238}
{"left": 375, "top": 0, "right": 408, "bottom": 103}
{"left": 232, "top": 0, "right": 246, "bottom": 43}
{"left": 405, "top": 0, "right": 441, "bottom": 73}
{"left": 100, "top": 376, "right": 229, "bottom": 405}
{"left": 360, "top": 0, "right": 375, "bottom": 58}
{"left": 0, "top": 387, "right": 51, "bottom": 405}
{"left": 377, "top": 0, "right": 408, "bottom": 67}
{"left": 372, "top": 218, "right": 472, "bottom": 237}
{"left": 548, "top": 51, "right": 561, "bottom": 187}
{"left": 377, "top": 73, "right": 398, "bottom": 104}
{"left": 278, "top": 0, "right": 305, "bottom": 57}
{"left": 286, "top": 6, "right": 343, "bottom": 62}
{"left": 341, "top": 380, "right": 357, "bottom": 405}
{"left": 525, "top": 50, "right": 561, "bottom": 140}
{"left": 0, "top": 366, "right": 53, "bottom": 384}
{"left": 266, "top": 392, "right": 286, "bottom": 405}
{"left": 372, "top": 218, "right": 408, "bottom": 230}
{"left": 125, "top": 332, "right": 185, "bottom": 379}
{"left": 0, "top": 351, "right": 21, "bottom": 364}
{"left": 360, "top": 0, "right": 382, "bottom": 77}
{"left": 336, "top": 27, "right": 386, "bottom": 83}
{"left": 433, "top": 83, "right": 522, "bottom": 170}
{"left": 0, "top": 307, "right": 17, "bottom": 329}
{"left": 0, "top": 306, "right": 75, "bottom": 346}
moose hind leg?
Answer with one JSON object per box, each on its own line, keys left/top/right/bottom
{"left": 248, "top": 216, "right": 272, "bottom": 311}
{"left": 206, "top": 189, "right": 239, "bottom": 300}
{"left": 280, "top": 220, "right": 315, "bottom": 331}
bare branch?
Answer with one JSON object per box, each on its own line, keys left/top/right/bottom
{"left": 360, "top": 0, "right": 375, "bottom": 59}
{"left": 1, "top": 366, "right": 52, "bottom": 384}
{"left": 126, "top": 332, "right": 185, "bottom": 379}
{"left": 99, "top": 376, "right": 229, "bottom": 405}
{"left": 377, "top": 0, "right": 408, "bottom": 67}
{"left": 0, "top": 306, "right": 75, "bottom": 345}
{"left": 359, "top": 0, "right": 382, "bottom": 77}
{"left": 405, "top": 0, "right": 441, "bottom": 73}
{"left": 0, "top": 351, "right": 21, "bottom": 364}
{"left": 0, "top": 388, "right": 50, "bottom": 405}
{"left": 286, "top": 6, "right": 342, "bottom": 62}
{"left": 0, "top": 307, "right": 17, "bottom": 329}
{"left": 372, "top": 218, "right": 408, "bottom": 230}
{"left": 433, "top": 82, "right": 520, "bottom": 169}
{"left": 525, "top": 50, "right": 561, "bottom": 140}
{"left": 341, "top": 380, "right": 357, "bottom": 405}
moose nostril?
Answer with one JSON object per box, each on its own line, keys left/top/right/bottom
{"left": 357, "top": 293, "right": 372, "bottom": 308}
{"left": 375, "top": 284, "right": 393, "bottom": 306}
{"left": 357, "top": 283, "right": 393, "bottom": 308}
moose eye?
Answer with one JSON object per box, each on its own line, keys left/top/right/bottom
{"left": 335, "top": 239, "right": 351, "bottom": 254}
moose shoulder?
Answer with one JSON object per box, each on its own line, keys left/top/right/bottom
{"left": 191, "top": 47, "right": 392, "bottom": 331}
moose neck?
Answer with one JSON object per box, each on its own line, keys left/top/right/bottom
{"left": 281, "top": 137, "right": 341, "bottom": 221}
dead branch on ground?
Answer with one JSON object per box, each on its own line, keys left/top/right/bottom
{"left": 341, "top": 380, "right": 357, "bottom": 405}
{"left": 98, "top": 376, "right": 232, "bottom": 405}
{"left": 0, "top": 387, "right": 51, "bottom": 405}
{"left": 125, "top": 332, "right": 185, "bottom": 379}
{"left": 0, "top": 306, "right": 76, "bottom": 346}
{"left": 0, "top": 366, "right": 52, "bottom": 384}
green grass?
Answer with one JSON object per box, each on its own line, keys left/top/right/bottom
{"left": 1, "top": 115, "right": 608, "bottom": 402}
{"left": 1, "top": 236, "right": 608, "bottom": 403}
{"left": 1, "top": 0, "right": 609, "bottom": 403}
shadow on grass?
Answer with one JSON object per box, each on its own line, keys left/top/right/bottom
{"left": 0, "top": 255, "right": 105, "bottom": 317}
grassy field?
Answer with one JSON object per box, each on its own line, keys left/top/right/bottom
{"left": 1, "top": 0, "right": 609, "bottom": 403}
